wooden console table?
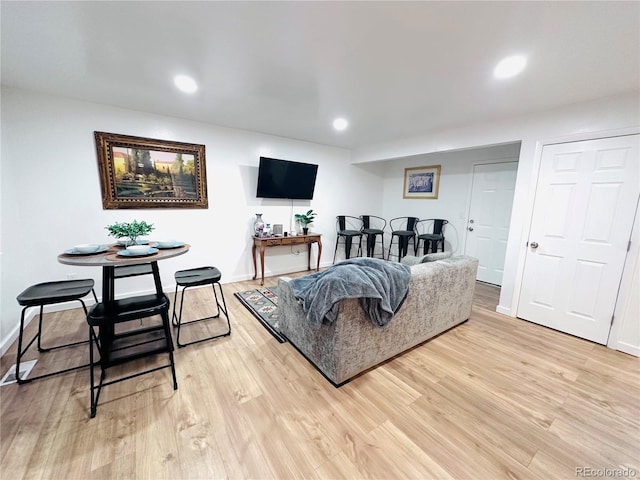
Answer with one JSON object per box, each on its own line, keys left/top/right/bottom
{"left": 252, "top": 233, "right": 322, "bottom": 285}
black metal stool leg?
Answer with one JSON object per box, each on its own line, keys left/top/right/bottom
{"left": 366, "top": 233, "right": 376, "bottom": 257}
{"left": 16, "top": 297, "right": 93, "bottom": 385}
{"left": 171, "top": 283, "right": 180, "bottom": 327}
{"left": 160, "top": 309, "right": 178, "bottom": 389}
{"left": 388, "top": 235, "right": 395, "bottom": 260}
{"left": 89, "top": 324, "right": 98, "bottom": 418}
{"left": 212, "top": 283, "right": 231, "bottom": 333}
{"left": 15, "top": 307, "right": 31, "bottom": 384}
{"left": 344, "top": 236, "right": 353, "bottom": 259}
{"left": 173, "top": 282, "right": 231, "bottom": 347}
{"left": 399, "top": 237, "right": 408, "bottom": 258}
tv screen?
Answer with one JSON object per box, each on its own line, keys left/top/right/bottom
{"left": 256, "top": 157, "right": 318, "bottom": 200}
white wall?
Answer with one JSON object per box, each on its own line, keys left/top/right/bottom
{"left": 0, "top": 87, "right": 383, "bottom": 353}
{"left": 366, "top": 143, "right": 520, "bottom": 258}
{"left": 353, "top": 93, "right": 640, "bottom": 322}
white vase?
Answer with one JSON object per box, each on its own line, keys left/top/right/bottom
{"left": 254, "top": 213, "right": 265, "bottom": 237}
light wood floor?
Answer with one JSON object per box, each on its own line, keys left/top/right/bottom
{"left": 1, "top": 274, "right": 639, "bottom": 479}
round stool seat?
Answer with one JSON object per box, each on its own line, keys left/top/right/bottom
{"left": 418, "top": 233, "right": 443, "bottom": 240}
{"left": 363, "top": 228, "right": 384, "bottom": 235}
{"left": 338, "top": 230, "right": 362, "bottom": 236}
{"left": 392, "top": 230, "right": 415, "bottom": 237}
{"left": 17, "top": 279, "right": 95, "bottom": 307}
{"left": 175, "top": 266, "right": 221, "bottom": 287}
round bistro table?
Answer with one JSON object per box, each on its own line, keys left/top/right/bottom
{"left": 58, "top": 243, "right": 190, "bottom": 303}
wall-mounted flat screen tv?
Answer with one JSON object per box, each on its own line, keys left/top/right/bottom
{"left": 256, "top": 157, "right": 318, "bottom": 200}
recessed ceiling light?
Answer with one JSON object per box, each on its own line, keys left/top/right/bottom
{"left": 333, "top": 118, "right": 349, "bottom": 131}
{"left": 493, "top": 55, "right": 527, "bottom": 79}
{"left": 174, "top": 75, "right": 198, "bottom": 94}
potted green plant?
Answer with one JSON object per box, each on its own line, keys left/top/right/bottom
{"left": 294, "top": 209, "right": 316, "bottom": 235}
{"left": 105, "top": 220, "right": 155, "bottom": 246}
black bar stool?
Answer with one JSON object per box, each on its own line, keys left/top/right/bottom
{"left": 15, "top": 279, "right": 97, "bottom": 384}
{"left": 172, "top": 266, "right": 231, "bottom": 347}
{"left": 388, "top": 216, "right": 419, "bottom": 261}
{"left": 333, "top": 215, "right": 363, "bottom": 263}
{"left": 415, "top": 219, "right": 448, "bottom": 254}
{"left": 86, "top": 292, "right": 177, "bottom": 418}
{"left": 360, "top": 215, "right": 386, "bottom": 258}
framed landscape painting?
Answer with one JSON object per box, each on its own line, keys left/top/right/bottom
{"left": 94, "top": 131, "right": 208, "bottom": 209}
{"left": 403, "top": 165, "right": 441, "bottom": 199}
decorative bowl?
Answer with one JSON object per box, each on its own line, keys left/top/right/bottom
{"left": 157, "top": 240, "right": 176, "bottom": 248}
{"left": 126, "top": 245, "right": 149, "bottom": 254}
{"left": 74, "top": 243, "right": 100, "bottom": 254}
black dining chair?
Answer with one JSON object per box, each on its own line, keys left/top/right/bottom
{"left": 415, "top": 219, "right": 448, "bottom": 254}
{"left": 388, "top": 216, "right": 419, "bottom": 261}
{"left": 333, "top": 216, "right": 363, "bottom": 263}
{"left": 360, "top": 215, "right": 387, "bottom": 258}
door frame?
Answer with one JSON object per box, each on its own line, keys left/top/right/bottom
{"left": 607, "top": 196, "right": 640, "bottom": 355}
{"left": 512, "top": 127, "right": 640, "bottom": 340}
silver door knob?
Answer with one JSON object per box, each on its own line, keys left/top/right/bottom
{"left": 530, "top": 241, "right": 539, "bottom": 249}
{"left": 468, "top": 227, "right": 474, "bottom": 232}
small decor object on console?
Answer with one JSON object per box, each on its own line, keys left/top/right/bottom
{"left": 105, "top": 220, "right": 155, "bottom": 246}
{"left": 294, "top": 209, "right": 317, "bottom": 235}
{"left": 254, "top": 213, "right": 265, "bottom": 237}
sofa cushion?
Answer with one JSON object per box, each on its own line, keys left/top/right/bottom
{"left": 400, "top": 251, "right": 452, "bottom": 266}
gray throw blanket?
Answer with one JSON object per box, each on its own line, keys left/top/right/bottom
{"left": 289, "top": 258, "right": 411, "bottom": 327}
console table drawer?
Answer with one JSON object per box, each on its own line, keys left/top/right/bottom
{"left": 282, "top": 237, "right": 306, "bottom": 245}
{"left": 260, "top": 237, "right": 307, "bottom": 246}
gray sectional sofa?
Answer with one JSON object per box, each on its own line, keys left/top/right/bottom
{"left": 277, "top": 255, "right": 479, "bottom": 385}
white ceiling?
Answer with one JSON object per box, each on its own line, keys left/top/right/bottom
{"left": 2, "top": 1, "right": 638, "bottom": 149}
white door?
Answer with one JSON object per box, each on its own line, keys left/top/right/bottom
{"left": 518, "top": 135, "right": 639, "bottom": 344}
{"left": 465, "top": 162, "right": 518, "bottom": 285}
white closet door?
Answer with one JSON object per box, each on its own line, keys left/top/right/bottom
{"left": 518, "top": 135, "right": 639, "bottom": 344}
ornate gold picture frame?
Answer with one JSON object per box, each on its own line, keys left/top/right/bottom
{"left": 95, "top": 131, "right": 208, "bottom": 209}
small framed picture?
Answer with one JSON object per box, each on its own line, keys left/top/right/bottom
{"left": 403, "top": 165, "right": 441, "bottom": 199}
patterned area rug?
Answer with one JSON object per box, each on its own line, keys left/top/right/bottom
{"left": 234, "top": 287, "right": 286, "bottom": 343}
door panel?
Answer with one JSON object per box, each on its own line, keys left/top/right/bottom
{"left": 518, "top": 135, "right": 639, "bottom": 344}
{"left": 465, "top": 162, "right": 518, "bottom": 285}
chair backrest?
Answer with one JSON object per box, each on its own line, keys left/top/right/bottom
{"left": 416, "top": 218, "right": 448, "bottom": 235}
{"left": 433, "top": 219, "right": 448, "bottom": 235}
{"left": 389, "top": 216, "right": 420, "bottom": 232}
{"left": 336, "top": 215, "right": 362, "bottom": 232}
{"left": 360, "top": 215, "right": 387, "bottom": 231}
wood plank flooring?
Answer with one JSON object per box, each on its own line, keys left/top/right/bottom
{"left": 1, "top": 274, "right": 638, "bottom": 479}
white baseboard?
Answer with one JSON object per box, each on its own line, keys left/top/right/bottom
{"left": 496, "top": 305, "right": 514, "bottom": 317}
{"left": 608, "top": 341, "right": 640, "bottom": 358}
